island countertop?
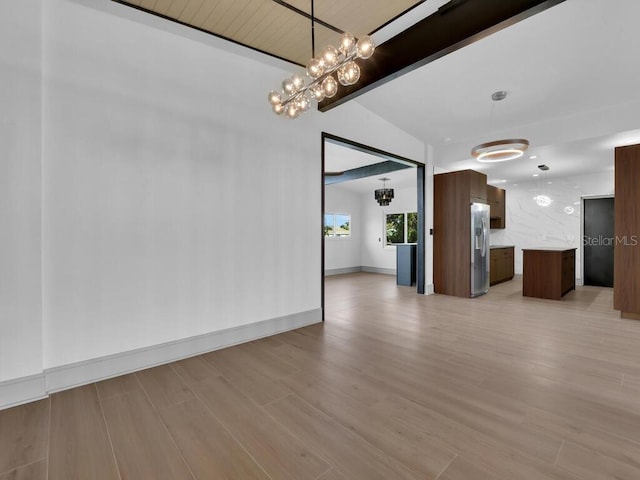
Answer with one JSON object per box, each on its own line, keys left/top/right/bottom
{"left": 522, "top": 247, "right": 576, "bottom": 252}
{"left": 490, "top": 245, "right": 515, "bottom": 249}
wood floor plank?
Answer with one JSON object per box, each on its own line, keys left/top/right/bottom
{"left": 437, "top": 456, "right": 503, "bottom": 480}
{"left": 201, "top": 345, "right": 293, "bottom": 405}
{"left": 556, "top": 441, "right": 640, "bottom": 480}
{"left": 101, "top": 389, "right": 193, "bottom": 480}
{"left": 191, "top": 376, "right": 329, "bottom": 480}
{"left": 279, "top": 369, "right": 457, "bottom": 478}
{"left": 481, "top": 370, "right": 640, "bottom": 443}
{"left": 95, "top": 373, "right": 141, "bottom": 400}
{"left": 170, "top": 355, "right": 221, "bottom": 385}
{"left": 316, "top": 468, "right": 348, "bottom": 480}
{"left": 373, "top": 394, "right": 574, "bottom": 480}
{"left": 0, "top": 399, "right": 48, "bottom": 474}
{"left": 48, "top": 385, "right": 119, "bottom": 480}
{"left": 523, "top": 407, "right": 640, "bottom": 469}
{"left": 0, "top": 460, "right": 46, "bottom": 480}
{"left": 158, "top": 398, "right": 269, "bottom": 480}
{"left": 265, "top": 394, "right": 424, "bottom": 480}
{"left": 136, "top": 364, "right": 194, "bottom": 410}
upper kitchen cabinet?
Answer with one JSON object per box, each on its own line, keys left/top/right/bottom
{"left": 487, "top": 185, "right": 506, "bottom": 229}
{"left": 614, "top": 143, "right": 640, "bottom": 319}
{"left": 469, "top": 170, "right": 488, "bottom": 203}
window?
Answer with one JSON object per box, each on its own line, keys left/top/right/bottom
{"left": 385, "top": 212, "right": 418, "bottom": 244}
{"left": 324, "top": 213, "right": 351, "bottom": 237}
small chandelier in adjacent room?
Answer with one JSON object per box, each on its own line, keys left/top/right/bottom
{"left": 471, "top": 91, "right": 530, "bottom": 162}
{"left": 267, "top": 0, "right": 375, "bottom": 119}
{"left": 375, "top": 178, "right": 394, "bottom": 206}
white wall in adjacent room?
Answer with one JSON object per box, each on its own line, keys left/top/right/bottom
{"left": 0, "top": 0, "right": 43, "bottom": 382}
{"left": 324, "top": 185, "right": 362, "bottom": 273}
{"left": 491, "top": 170, "right": 614, "bottom": 277}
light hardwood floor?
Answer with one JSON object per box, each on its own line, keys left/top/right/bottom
{"left": 2, "top": 273, "right": 640, "bottom": 479}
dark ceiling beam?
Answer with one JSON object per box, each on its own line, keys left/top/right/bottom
{"left": 318, "top": 0, "right": 566, "bottom": 112}
{"left": 324, "top": 161, "right": 411, "bottom": 185}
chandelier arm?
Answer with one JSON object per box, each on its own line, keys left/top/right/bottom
{"left": 279, "top": 50, "right": 358, "bottom": 107}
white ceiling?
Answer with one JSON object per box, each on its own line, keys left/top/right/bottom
{"left": 326, "top": 0, "right": 640, "bottom": 191}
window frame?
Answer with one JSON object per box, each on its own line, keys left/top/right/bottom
{"left": 384, "top": 211, "right": 418, "bottom": 246}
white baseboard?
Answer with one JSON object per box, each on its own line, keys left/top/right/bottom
{"left": 0, "top": 373, "right": 47, "bottom": 410}
{"left": 361, "top": 266, "right": 396, "bottom": 275}
{"left": 425, "top": 283, "right": 435, "bottom": 295}
{"left": 324, "top": 266, "right": 362, "bottom": 276}
{"left": 0, "top": 309, "right": 321, "bottom": 410}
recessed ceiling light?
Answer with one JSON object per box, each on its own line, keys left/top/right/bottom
{"left": 547, "top": 181, "right": 553, "bottom": 184}
{"left": 533, "top": 173, "right": 539, "bottom": 177}
{"left": 573, "top": 201, "right": 580, "bottom": 205}
{"left": 529, "top": 155, "right": 537, "bottom": 159}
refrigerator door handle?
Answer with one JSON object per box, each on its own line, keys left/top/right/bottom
{"left": 481, "top": 217, "right": 488, "bottom": 257}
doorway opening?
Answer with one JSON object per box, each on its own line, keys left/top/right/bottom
{"left": 582, "top": 195, "right": 614, "bottom": 287}
{"left": 321, "top": 133, "right": 425, "bottom": 320}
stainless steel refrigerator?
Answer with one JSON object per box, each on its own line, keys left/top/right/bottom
{"left": 470, "top": 203, "right": 490, "bottom": 297}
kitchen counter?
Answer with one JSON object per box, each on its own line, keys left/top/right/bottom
{"left": 490, "top": 245, "right": 515, "bottom": 249}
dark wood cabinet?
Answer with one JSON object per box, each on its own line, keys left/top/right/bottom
{"left": 434, "top": 169, "right": 487, "bottom": 297}
{"left": 522, "top": 248, "right": 576, "bottom": 300}
{"left": 490, "top": 246, "right": 514, "bottom": 286}
{"left": 487, "top": 185, "right": 506, "bottom": 229}
{"left": 614, "top": 144, "right": 640, "bottom": 319}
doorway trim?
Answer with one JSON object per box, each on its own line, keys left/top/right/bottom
{"left": 321, "top": 132, "right": 426, "bottom": 320}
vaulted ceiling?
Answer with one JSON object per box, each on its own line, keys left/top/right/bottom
{"left": 114, "top": 0, "right": 640, "bottom": 188}
{"left": 114, "top": 0, "right": 424, "bottom": 66}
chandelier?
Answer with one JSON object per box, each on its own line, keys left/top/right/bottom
{"left": 375, "top": 178, "right": 394, "bottom": 206}
{"left": 472, "top": 138, "right": 530, "bottom": 162}
{"left": 471, "top": 91, "right": 529, "bottom": 162}
{"left": 267, "top": 2, "right": 375, "bottom": 119}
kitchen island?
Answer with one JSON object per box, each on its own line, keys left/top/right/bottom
{"left": 522, "top": 248, "right": 576, "bottom": 300}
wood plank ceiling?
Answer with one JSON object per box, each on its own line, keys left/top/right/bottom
{"left": 115, "top": 0, "right": 425, "bottom": 66}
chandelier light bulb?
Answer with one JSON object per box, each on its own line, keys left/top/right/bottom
{"left": 296, "top": 93, "right": 310, "bottom": 112}
{"left": 322, "top": 75, "right": 338, "bottom": 98}
{"left": 285, "top": 103, "right": 299, "bottom": 119}
{"left": 337, "top": 61, "right": 360, "bottom": 86}
{"left": 338, "top": 32, "right": 356, "bottom": 55}
{"left": 306, "top": 58, "right": 324, "bottom": 79}
{"left": 282, "top": 78, "right": 296, "bottom": 95}
{"left": 356, "top": 36, "right": 375, "bottom": 59}
{"left": 321, "top": 45, "right": 339, "bottom": 68}
{"left": 272, "top": 103, "right": 284, "bottom": 115}
{"left": 291, "top": 74, "right": 304, "bottom": 91}
{"left": 268, "top": 90, "right": 281, "bottom": 106}
{"left": 310, "top": 83, "right": 325, "bottom": 101}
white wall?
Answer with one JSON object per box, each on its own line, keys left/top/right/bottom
{"left": 324, "top": 185, "right": 361, "bottom": 273}
{"left": 1, "top": 0, "right": 425, "bottom": 406}
{"left": 491, "top": 170, "right": 614, "bottom": 277}
{"left": 361, "top": 185, "right": 418, "bottom": 272}
{"left": 0, "top": 0, "right": 43, "bottom": 382}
